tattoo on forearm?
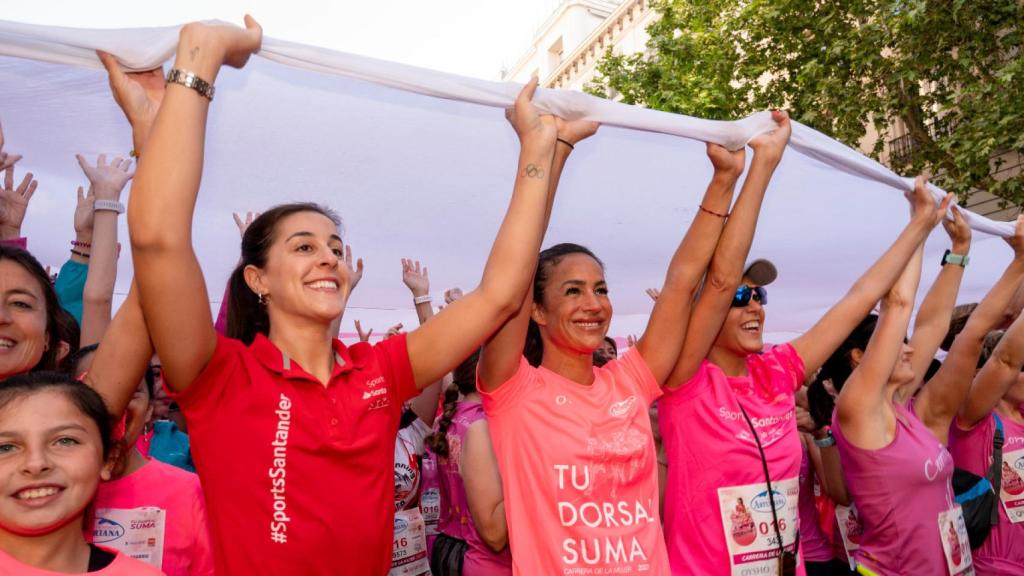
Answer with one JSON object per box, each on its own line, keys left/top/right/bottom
{"left": 524, "top": 164, "right": 545, "bottom": 179}
{"left": 189, "top": 46, "right": 200, "bottom": 61}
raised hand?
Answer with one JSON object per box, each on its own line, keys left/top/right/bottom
{"left": 1005, "top": 215, "right": 1024, "bottom": 260}
{"left": 344, "top": 245, "right": 364, "bottom": 291}
{"left": 175, "top": 15, "right": 263, "bottom": 79}
{"left": 98, "top": 51, "right": 165, "bottom": 132}
{"left": 384, "top": 323, "right": 404, "bottom": 340}
{"left": 645, "top": 288, "right": 661, "bottom": 302}
{"left": 444, "top": 287, "right": 464, "bottom": 305}
{"left": 354, "top": 319, "right": 373, "bottom": 343}
{"left": 0, "top": 165, "right": 37, "bottom": 239}
{"left": 76, "top": 154, "right": 133, "bottom": 201}
{"left": 0, "top": 122, "right": 22, "bottom": 171}
{"left": 505, "top": 77, "right": 557, "bottom": 148}
{"left": 941, "top": 205, "right": 972, "bottom": 255}
{"left": 554, "top": 116, "right": 599, "bottom": 147}
{"left": 626, "top": 334, "right": 639, "bottom": 348}
{"left": 706, "top": 142, "right": 745, "bottom": 178}
{"left": 402, "top": 258, "right": 430, "bottom": 297}
{"left": 905, "top": 176, "right": 953, "bottom": 227}
{"left": 748, "top": 110, "right": 792, "bottom": 163}
{"left": 232, "top": 211, "right": 260, "bottom": 238}
{"left": 74, "top": 186, "right": 96, "bottom": 239}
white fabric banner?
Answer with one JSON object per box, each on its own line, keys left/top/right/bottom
{"left": 0, "top": 20, "right": 1014, "bottom": 343}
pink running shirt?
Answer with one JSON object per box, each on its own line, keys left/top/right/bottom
{"left": 949, "top": 412, "right": 1024, "bottom": 575}
{"left": 0, "top": 546, "right": 165, "bottom": 575}
{"left": 799, "top": 444, "right": 833, "bottom": 562}
{"left": 435, "top": 401, "right": 512, "bottom": 575}
{"left": 659, "top": 344, "right": 806, "bottom": 576}
{"left": 832, "top": 400, "right": 962, "bottom": 575}
{"left": 91, "top": 458, "right": 213, "bottom": 576}
{"left": 481, "top": 348, "right": 670, "bottom": 575}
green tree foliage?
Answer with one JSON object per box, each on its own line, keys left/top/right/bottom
{"left": 589, "top": 0, "right": 1024, "bottom": 208}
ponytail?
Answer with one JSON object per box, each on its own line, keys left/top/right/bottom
{"left": 426, "top": 386, "right": 461, "bottom": 458}
{"left": 425, "top": 348, "right": 482, "bottom": 458}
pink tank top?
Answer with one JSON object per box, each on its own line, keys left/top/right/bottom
{"left": 798, "top": 444, "right": 834, "bottom": 562}
{"left": 833, "top": 400, "right": 956, "bottom": 574}
{"left": 949, "top": 411, "right": 1024, "bottom": 575}
{"left": 435, "top": 401, "right": 512, "bottom": 575}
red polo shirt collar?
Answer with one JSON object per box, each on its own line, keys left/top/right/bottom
{"left": 249, "top": 333, "right": 365, "bottom": 383}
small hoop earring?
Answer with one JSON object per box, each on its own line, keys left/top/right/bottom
{"left": 258, "top": 292, "right": 266, "bottom": 306}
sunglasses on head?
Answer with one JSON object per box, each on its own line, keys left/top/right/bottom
{"left": 732, "top": 285, "right": 767, "bottom": 308}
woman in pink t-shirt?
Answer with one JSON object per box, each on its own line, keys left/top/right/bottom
{"left": 831, "top": 207, "right": 1024, "bottom": 575}
{"left": 476, "top": 114, "right": 796, "bottom": 574}
{"left": 425, "top": 350, "right": 512, "bottom": 576}
{"left": 951, "top": 276, "right": 1024, "bottom": 575}
{"left": 87, "top": 362, "right": 213, "bottom": 576}
{"left": 658, "top": 166, "right": 953, "bottom": 575}
{"left": 0, "top": 371, "right": 163, "bottom": 575}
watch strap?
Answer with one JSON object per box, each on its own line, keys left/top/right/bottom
{"left": 942, "top": 249, "right": 969, "bottom": 267}
{"left": 166, "top": 68, "right": 215, "bottom": 101}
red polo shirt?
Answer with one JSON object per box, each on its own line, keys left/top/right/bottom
{"left": 172, "top": 332, "right": 417, "bottom": 575}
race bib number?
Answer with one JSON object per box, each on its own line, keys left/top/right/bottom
{"left": 937, "top": 505, "right": 974, "bottom": 576}
{"left": 834, "top": 504, "right": 863, "bottom": 570}
{"left": 718, "top": 478, "right": 799, "bottom": 575}
{"left": 420, "top": 487, "right": 440, "bottom": 537}
{"left": 91, "top": 507, "right": 166, "bottom": 569}
{"left": 391, "top": 507, "right": 431, "bottom": 576}
{"left": 1000, "top": 447, "right": 1024, "bottom": 523}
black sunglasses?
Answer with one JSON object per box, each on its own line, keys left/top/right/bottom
{"left": 732, "top": 285, "right": 767, "bottom": 308}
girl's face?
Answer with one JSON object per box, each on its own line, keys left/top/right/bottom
{"left": 245, "top": 212, "right": 351, "bottom": 328}
{"left": 0, "top": 261, "right": 48, "bottom": 379}
{"left": 713, "top": 279, "right": 766, "bottom": 357}
{"left": 0, "top": 390, "right": 110, "bottom": 536}
{"left": 532, "top": 254, "right": 612, "bottom": 356}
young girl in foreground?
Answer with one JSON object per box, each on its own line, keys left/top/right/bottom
{"left": 0, "top": 371, "right": 163, "bottom": 575}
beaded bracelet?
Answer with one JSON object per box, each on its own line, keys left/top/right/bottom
{"left": 71, "top": 240, "right": 91, "bottom": 248}
{"left": 699, "top": 205, "right": 729, "bottom": 218}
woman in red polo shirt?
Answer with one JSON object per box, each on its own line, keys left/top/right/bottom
{"left": 110, "top": 17, "right": 592, "bottom": 575}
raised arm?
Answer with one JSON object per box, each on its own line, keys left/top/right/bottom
{"left": 0, "top": 164, "right": 37, "bottom": 242}
{"left": 462, "top": 419, "right": 508, "bottom": 552}
{"left": 475, "top": 114, "right": 597, "bottom": 390}
{"left": 77, "top": 154, "right": 133, "bottom": 346}
{"left": 125, "top": 19, "right": 261, "bottom": 392}
{"left": 960, "top": 299, "right": 1024, "bottom": 427}
{"left": 835, "top": 239, "right": 925, "bottom": 449}
{"left": 401, "top": 259, "right": 446, "bottom": 426}
{"left": 665, "top": 112, "right": 790, "bottom": 386}
{"left": 0, "top": 121, "right": 23, "bottom": 171}
{"left": 919, "top": 216, "right": 1024, "bottom": 438}
{"left": 900, "top": 207, "right": 971, "bottom": 397}
{"left": 410, "top": 79, "right": 560, "bottom": 391}
{"left": 636, "top": 143, "right": 744, "bottom": 384}
{"left": 791, "top": 177, "right": 951, "bottom": 375}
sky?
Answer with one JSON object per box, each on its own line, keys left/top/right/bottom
{"left": 1, "top": 0, "right": 571, "bottom": 80}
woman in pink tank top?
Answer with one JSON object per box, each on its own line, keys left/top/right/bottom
{"left": 950, "top": 265, "right": 1024, "bottom": 575}
{"left": 832, "top": 200, "right": 1024, "bottom": 575}
{"left": 425, "top": 350, "right": 512, "bottom": 576}
{"left": 657, "top": 168, "right": 954, "bottom": 575}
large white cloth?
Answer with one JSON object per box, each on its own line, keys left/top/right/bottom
{"left": 0, "top": 20, "right": 1014, "bottom": 342}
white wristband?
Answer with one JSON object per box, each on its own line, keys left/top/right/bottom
{"left": 413, "top": 295, "right": 432, "bottom": 305}
{"left": 93, "top": 200, "right": 125, "bottom": 214}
